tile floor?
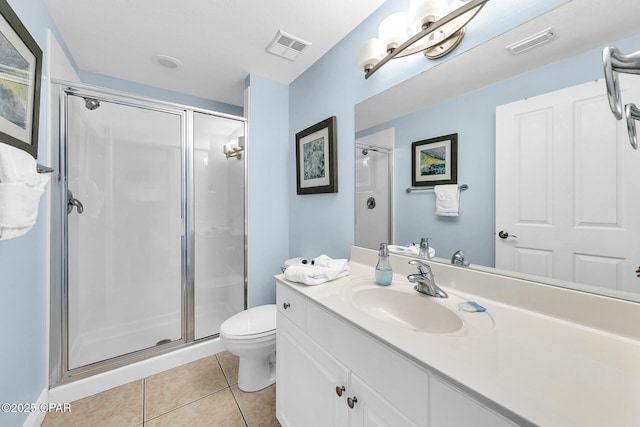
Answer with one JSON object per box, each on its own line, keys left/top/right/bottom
{"left": 42, "top": 351, "right": 280, "bottom": 427}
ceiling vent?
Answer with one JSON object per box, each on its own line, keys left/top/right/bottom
{"left": 506, "top": 27, "right": 556, "bottom": 55}
{"left": 266, "top": 30, "right": 311, "bottom": 61}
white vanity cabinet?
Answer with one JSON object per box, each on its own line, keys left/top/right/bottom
{"left": 276, "top": 280, "right": 517, "bottom": 427}
{"left": 276, "top": 282, "right": 421, "bottom": 427}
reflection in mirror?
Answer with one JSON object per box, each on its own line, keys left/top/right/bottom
{"left": 354, "top": 2, "right": 640, "bottom": 302}
{"left": 355, "top": 129, "right": 394, "bottom": 250}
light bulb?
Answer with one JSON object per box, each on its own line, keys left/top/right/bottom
{"left": 378, "top": 12, "right": 407, "bottom": 53}
{"left": 358, "top": 38, "right": 382, "bottom": 73}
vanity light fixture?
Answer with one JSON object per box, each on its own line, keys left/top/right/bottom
{"left": 359, "top": 0, "right": 490, "bottom": 79}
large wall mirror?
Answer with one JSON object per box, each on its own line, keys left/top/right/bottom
{"left": 354, "top": 0, "right": 640, "bottom": 303}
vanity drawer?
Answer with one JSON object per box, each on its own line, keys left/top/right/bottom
{"left": 276, "top": 281, "right": 307, "bottom": 331}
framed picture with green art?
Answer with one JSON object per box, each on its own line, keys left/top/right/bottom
{"left": 411, "top": 133, "right": 457, "bottom": 187}
{"left": 0, "top": 0, "right": 42, "bottom": 159}
{"left": 295, "top": 116, "right": 338, "bottom": 194}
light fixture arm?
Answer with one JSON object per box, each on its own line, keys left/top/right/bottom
{"left": 365, "top": 0, "right": 490, "bottom": 79}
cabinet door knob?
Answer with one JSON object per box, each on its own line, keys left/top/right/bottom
{"left": 347, "top": 396, "right": 358, "bottom": 409}
{"left": 335, "top": 386, "right": 346, "bottom": 397}
{"left": 283, "top": 302, "right": 290, "bottom": 310}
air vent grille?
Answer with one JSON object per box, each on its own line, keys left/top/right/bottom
{"left": 506, "top": 27, "right": 556, "bottom": 55}
{"left": 266, "top": 30, "right": 311, "bottom": 61}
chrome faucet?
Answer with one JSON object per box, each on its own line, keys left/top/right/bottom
{"left": 451, "top": 250, "right": 470, "bottom": 267}
{"left": 407, "top": 260, "right": 448, "bottom": 298}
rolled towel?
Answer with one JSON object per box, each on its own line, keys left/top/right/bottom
{"left": 284, "top": 254, "right": 350, "bottom": 286}
{"left": 434, "top": 184, "right": 459, "bottom": 216}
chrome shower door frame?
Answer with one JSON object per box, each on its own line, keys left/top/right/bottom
{"left": 49, "top": 81, "right": 247, "bottom": 386}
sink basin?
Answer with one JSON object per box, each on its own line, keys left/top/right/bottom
{"left": 350, "top": 287, "right": 464, "bottom": 334}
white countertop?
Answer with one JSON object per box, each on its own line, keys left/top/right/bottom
{"left": 276, "top": 249, "right": 640, "bottom": 427}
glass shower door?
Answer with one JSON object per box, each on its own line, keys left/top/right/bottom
{"left": 66, "top": 94, "right": 184, "bottom": 370}
{"left": 192, "top": 112, "right": 245, "bottom": 339}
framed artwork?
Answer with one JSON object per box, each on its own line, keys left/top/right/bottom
{"left": 295, "top": 116, "right": 338, "bottom": 194}
{"left": 411, "top": 133, "right": 457, "bottom": 186}
{"left": 0, "top": 0, "right": 42, "bottom": 158}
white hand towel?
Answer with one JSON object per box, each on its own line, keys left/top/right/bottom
{"left": 0, "top": 143, "right": 41, "bottom": 185}
{"left": 0, "top": 142, "right": 50, "bottom": 240}
{"left": 434, "top": 184, "right": 459, "bottom": 216}
{"left": 284, "top": 254, "right": 350, "bottom": 286}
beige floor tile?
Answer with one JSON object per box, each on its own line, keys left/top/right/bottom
{"left": 42, "top": 380, "right": 143, "bottom": 427}
{"left": 216, "top": 350, "right": 239, "bottom": 386}
{"left": 144, "top": 355, "right": 228, "bottom": 421}
{"left": 145, "top": 388, "right": 245, "bottom": 427}
{"left": 232, "top": 383, "right": 278, "bottom": 427}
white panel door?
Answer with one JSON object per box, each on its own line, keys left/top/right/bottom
{"left": 496, "top": 78, "right": 640, "bottom": 293}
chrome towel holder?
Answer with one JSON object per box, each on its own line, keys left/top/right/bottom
{"left": 602, "top": 46, "right": 640, "bottom": 149}
{"left": 406, "top": 183, "right": 468, "bottom": 193}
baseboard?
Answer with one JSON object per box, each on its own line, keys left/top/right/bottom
{"left": 22, "top": 387, "right": 48, "bottom": 427}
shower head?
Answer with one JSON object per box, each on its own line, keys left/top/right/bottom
{"left": 84, "top": 98, "right": 100, "bottom": 110}
{"left": 362, "top": 149, "right": 368, "bottom": 155}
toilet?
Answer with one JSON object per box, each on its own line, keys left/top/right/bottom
{"left": 220, "top": 304, "right": 277, "bottom": 392}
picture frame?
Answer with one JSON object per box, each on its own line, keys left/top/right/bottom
{"left": 0, "top": 0, "right": 42, "bottom": 159}
{"left": 411, "top": 133, "right": 458, "bottom": 186}
{"left": 295, "top": 116, "right": 338, "bottom": 194}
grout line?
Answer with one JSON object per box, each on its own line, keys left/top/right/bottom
{"left": 215, "top": 352, "right": 249, "bottom": 426}
{"left": 215, "top": 352, "right": 231, "bottom": 386}
{"left": 142, "top": 377, "right": 146, "bottom": 426}
{"left": 229, "top": 385, "right": 249, "bottom": 427}
{"left": 142, "top": 387, "right": 233, "bottom": 424}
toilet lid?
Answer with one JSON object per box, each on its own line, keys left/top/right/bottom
{"left": 220, "top": 304, "right": 276, "bottom": 338}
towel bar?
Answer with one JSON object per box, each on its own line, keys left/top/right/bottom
{"left": 602, "top": 46, "right": 640, "bottom": 149}
{"left": 406, "top": 184, "right": 468, "bottom": 193}
{"left": 36, "top": 164, "right": 54, "bottom": 173}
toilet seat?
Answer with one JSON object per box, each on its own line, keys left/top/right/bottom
{"left": 220, "top": 304, "right": 276, "bottom": 340}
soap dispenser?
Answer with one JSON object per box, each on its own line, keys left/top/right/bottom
{"left": 418, "top": 237, "right": 432, "bottom": 260}
{"left": 375, "top": 243, "right": 392, "bottom": 286}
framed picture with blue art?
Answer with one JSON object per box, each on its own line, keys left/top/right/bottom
{"left": 0, "top": 0, "right": 42, "bottom": 159}
{"left": 411, "top": 133, "right": 457, "bottom": 187}
{"left": 295, "top": 116, "right": 338, "bottom": 194}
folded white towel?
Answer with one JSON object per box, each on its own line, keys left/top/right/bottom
{"left": 434, "top": 184, "right": 459, "bottom": 216}
{"left": 388, "top": 244, "right": 435, "bottom": 258}
{"left": 0, "top": 143, "right": 41, "bottom": 186}
{"left": 0, "top": 143, "right": 50, "bottom": 240}
{"left": 284, "top": 254, "right": 350, "bottom": 286}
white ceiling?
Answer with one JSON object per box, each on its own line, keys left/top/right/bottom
{"left": 43, "top": 0, "right": 386, "bottom": 107}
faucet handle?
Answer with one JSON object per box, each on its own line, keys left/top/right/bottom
{"left": 451, "top": 250, "right": 470, "bottom": 267}
{"left": 408, "top": 259, "right": 432, "bottom": 276}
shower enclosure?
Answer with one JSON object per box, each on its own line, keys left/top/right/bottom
{"left": 50, "top": 83, "right": 246, "bottom": 384}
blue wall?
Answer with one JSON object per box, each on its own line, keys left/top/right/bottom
{"left": 357, "top": 33, "right": 640, "bottom": 267}
{"left": 287, "top": 0, "right": 566, "bottom": 260}
{"left": 0, "top": 2, "right": 55, "bottom": 426}
{"left": 246, "top": 74, "right": 290, "bottom": 307}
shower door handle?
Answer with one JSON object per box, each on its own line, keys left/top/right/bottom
{"left": 67, "top": 189, "right": 84, "bottom": 214}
